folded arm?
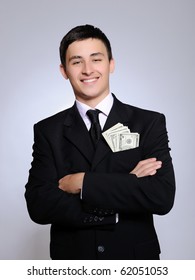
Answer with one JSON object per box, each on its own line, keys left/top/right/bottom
{"left": 81, "top": 114, "right": 175, "bottom": 215}
{"left": 25, "top": 113, "right": 175, "bottom": 228}
{"left": 25, "top": 124, "right": 117, "bottom": 228}
{"left": 58, "top": 157, "right": 162, "bottom": 193}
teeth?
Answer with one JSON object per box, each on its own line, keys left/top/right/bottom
{"left": 83, "top": 78, "right": 97, "bottom": 83}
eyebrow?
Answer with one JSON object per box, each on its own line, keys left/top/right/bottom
{"left": 69, "top": 52, "right": 105, "bottom": 62}
{"left": 91, "top": 52, "right": 105, "bottom": 57}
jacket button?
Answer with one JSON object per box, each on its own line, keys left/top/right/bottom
{"left": 97, "top": 245, "right": 105, "bottom": 253}
{"left": 94, "top": 216, "right": 98, "bottom": 222}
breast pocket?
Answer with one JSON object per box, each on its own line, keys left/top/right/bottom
{"left": 107, "top": 147, "right": 142, "bottom": 172}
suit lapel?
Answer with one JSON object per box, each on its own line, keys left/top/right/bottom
{"left": 63, "top": 104, "right": 94, "bottom": 164}
{"left": 92, "top": 96, "right": 133, "bottom": 169}
{"left": 63, "top": 96, "right": 134, "bottom": 169}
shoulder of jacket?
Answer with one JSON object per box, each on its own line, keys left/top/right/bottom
{"left": 34, "top": 106, "right": 73, "bottom": 129}
{"left": 114, "top": 95, "right": 164, "bottom": 120}
{"left": 36, "top": 106, "right": 73, "bottom": 124}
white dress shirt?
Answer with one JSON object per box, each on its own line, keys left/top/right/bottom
{"left": 75, "top": 93, "right": 114, "bottom": 130}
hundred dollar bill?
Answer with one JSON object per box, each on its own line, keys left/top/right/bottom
{"left": 108, "top": 128, "right": 130, "bottom": 150}
{"left": 102, "top": 123, "right": 126, "bottom": 149}
{"left": 102, "top": 123, "right": 123, "bottom": 148}
{"left": 119, "top": 133, "right": 140, "bottom": 151}
{"left": 109, "top": 133, "right": 118, "bottom": 152}
{"left": 102, "top": 123, "right": 140, "bottom": 152}
{"left": 102, "top": 123, "right": 123, "bottom": 138}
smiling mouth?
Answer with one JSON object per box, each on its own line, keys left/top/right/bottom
{"left": 81, "top": 78, "right": 99, "bottom": 84}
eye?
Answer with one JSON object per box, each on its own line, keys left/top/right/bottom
{"left": 93, "top": 58, "right": 102, "bottom": 62}
{"left": 72, "top": 61, "right": 81, "bottom": 65}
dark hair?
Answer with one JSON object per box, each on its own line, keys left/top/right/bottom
{"left": 59, "top": 24, "right": 113, "bottom": 68}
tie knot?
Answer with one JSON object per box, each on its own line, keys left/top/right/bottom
{"left": 86, "top": 109, "right": 101, "bottom": 124}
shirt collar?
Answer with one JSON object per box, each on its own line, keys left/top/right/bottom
{"left": 76, "top": 93, "right": 114, "bottom": 119}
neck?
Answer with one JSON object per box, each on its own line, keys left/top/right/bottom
{"left": 76, "top": 92, "right": 110, "bottom": 108}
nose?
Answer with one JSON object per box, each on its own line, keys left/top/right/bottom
{"left": 82, "top": 61, "right": 94, "bottom": 75}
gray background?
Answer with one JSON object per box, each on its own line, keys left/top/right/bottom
{"left": 0, "top": 0, "right": 194, "bottom": 259}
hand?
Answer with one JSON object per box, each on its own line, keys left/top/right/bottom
{"left": 58, "top": 172, "right": 85, "bottom": 194}
{"left": 130, "top": 158, "right": 162, "bottom": 178}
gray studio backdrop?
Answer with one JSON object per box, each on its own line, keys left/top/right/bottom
{"left": 0, "top": 0, "right": 194, "bottom": 259}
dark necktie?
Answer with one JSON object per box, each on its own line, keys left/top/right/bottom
{"left": 87, "top": 109, "right": 101, "bottom": 147}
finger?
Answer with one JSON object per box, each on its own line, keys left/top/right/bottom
{"left": 136, "top": 162, "right": 162, "bottom": 177}
{"left": 130, "top": 161, "right": 162, "bottom": 177}
{"left": 131, "top": 159, "right": 160, "bottom": 174}
{"left": 132, "top": 158, "right": 157, "bottom": 173}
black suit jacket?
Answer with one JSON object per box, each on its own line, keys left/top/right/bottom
{"left": 25, "top": 95, "right": 175, "bottom": 260}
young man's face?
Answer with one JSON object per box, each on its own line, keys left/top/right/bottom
{"left": 60, "top": 38, "right": 115, "bottom": 107}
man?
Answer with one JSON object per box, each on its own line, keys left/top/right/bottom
{"left": 25, "top": 24, "right": 175, "bottom": 260}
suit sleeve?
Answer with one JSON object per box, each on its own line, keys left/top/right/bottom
{"left": 25, "top": 124, "right": 116, "bottom": 228}
{"left": 82, "top": 113, "right": 176, "bottom": 215}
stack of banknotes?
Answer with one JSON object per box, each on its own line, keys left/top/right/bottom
{"left": 102, "top": 123, "right": 140, "bottom": 152}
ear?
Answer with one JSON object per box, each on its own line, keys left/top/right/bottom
{"left": 59, "top": 64, "right": 68, "bottom": 80}
{"left": 109, "top": 58, "right": 115, "bottom": 73}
